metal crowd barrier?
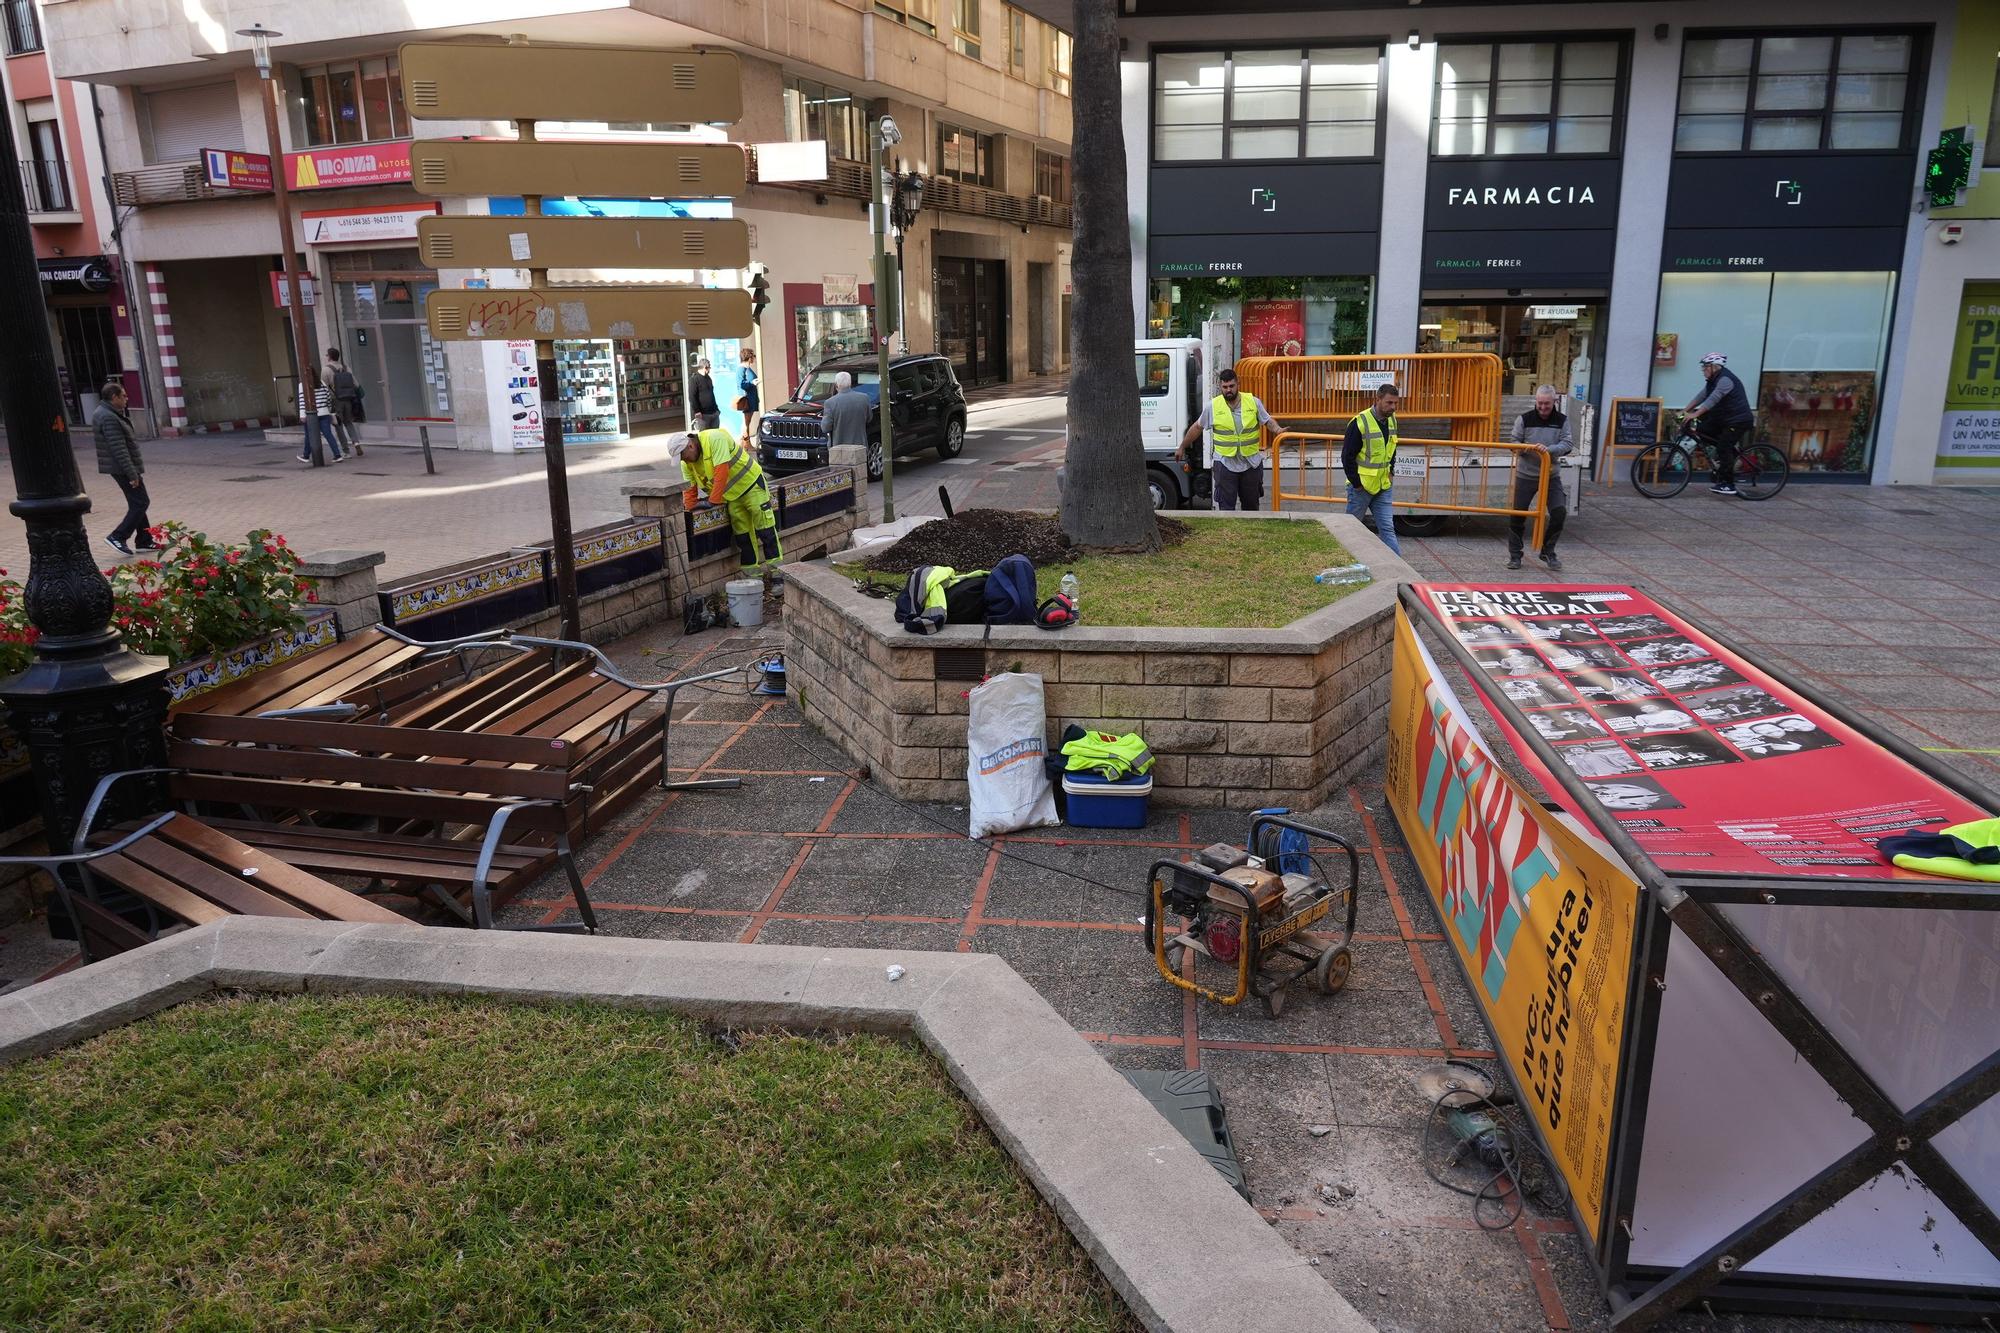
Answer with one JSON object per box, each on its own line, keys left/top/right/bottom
{"left": 1267, "top": 432, "right": 1552, "bottom": 553}
{"left": 1234, "top": 352, "right": 1504, "bottom": 443}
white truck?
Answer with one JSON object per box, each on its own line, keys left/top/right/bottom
{"left": 1133, "top": 321, "right": 1234, "bottom": 510}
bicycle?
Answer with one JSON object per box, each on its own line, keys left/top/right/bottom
{"left": 1630, "top": 416, "right": 1789, "bottom": 501}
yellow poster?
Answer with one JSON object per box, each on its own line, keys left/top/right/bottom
{"left": 1385, "top": 606, "right": 1640, "bottom": 1241}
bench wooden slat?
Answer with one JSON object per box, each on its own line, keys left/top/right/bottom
{"left": 156, "top": 815, "right": 408, "bottom": 923}
{"left": 170, "top": 716, "right": 577, "bottom": 769}
{"left": 167, "top": 741, "right": 573, "bottom": 802}
{"left": 386, "top": 653, "right": 569, "bottom": 731}
{"left": 116, "top": 835, "right": 317, "bottom": 919}
{"left": 178, "top": 635, "right": 413, "bottom": 717}
{"left": 202, "top": 818, "right": 545, "bottom": 871}
{"left": 88, "top": 850, "right": 234, "bottom": 926}
{"left": 170, "top": 773, "right": 570, "bottom": 833}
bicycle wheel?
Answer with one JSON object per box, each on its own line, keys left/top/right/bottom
{"left": 1733, "top": 443, "right": 1790, "bottom": 500}
{"left": 1630, "top": 444, "right": 1693, "bottom": 499}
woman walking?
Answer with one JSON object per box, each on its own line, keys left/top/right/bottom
{"left": 95, "top": 381, "right": 155, "bottom": 556}
{"left": 738, "top": 347, "right": 761, "bottom": 445}
{"left": 297, "top": 368, "right": 345, "bottom": 464}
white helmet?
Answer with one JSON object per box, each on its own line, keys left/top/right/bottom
{"left": 1699, "top": 352, "right": 1727, "bottom": 367}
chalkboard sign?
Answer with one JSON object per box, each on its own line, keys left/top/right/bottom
{"left": 1613, "top": 398, "right": 1663, "bottom": 445}
{"left": 1598, "top": 397, "right": 1664, "bottom": 482}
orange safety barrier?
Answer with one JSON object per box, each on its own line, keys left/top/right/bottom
{"left": 1234, "top": 353, "right": 1504, "bottom": 443}
{"left": 1267, "top": 432, "right": 1551, "bottom": 553}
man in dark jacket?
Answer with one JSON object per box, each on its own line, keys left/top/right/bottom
{"left": 93, "top": 381, "right": 153, "bottom": 555}
{"left": 1507, "top": 385, "right": 1573, "bottom": 572}
{"left": 1685, "top": 351, "right": 1755, "bottom": 496}
{"left": 690, "top": 358, "right": 720, "bottom": 429}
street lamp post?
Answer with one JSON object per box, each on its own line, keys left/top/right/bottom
{"left": 238, "top": 24, "right": 324, "bottom": 467}
{"left": 890, "top": 170, "right": 926, "bottom": 356}
{"left": 0, "top": 99, "right": 171, "bottom": 921}
{"left": 870, "top": 114, "right": 901, "bottom": 522}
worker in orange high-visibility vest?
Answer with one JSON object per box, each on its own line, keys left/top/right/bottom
{"left": 680, "top": 428, "right": 782, "bottom": 576}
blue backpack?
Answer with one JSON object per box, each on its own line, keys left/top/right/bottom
{"left": 984, "top": 554, "right": 1037, "bottom": 629}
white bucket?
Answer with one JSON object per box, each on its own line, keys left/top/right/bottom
{"left": 726, "top": 578, "right": 765, "bottom": 627}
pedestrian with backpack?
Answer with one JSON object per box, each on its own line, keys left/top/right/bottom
{"left": 324, "top": 347, "right": 364, "bottom": 457}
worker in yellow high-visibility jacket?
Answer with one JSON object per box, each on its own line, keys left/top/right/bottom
{"left": 680, "top": 427, "right": 781, "bottom": 576}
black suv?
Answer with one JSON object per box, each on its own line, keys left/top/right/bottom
{"left": 757, "top": 353, "right": 967, "bottom": 482}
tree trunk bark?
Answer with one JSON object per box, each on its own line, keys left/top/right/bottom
{"left": 1059, "top": 0, "right": 1159, "bottom": 552}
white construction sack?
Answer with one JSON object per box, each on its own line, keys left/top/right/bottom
{"left": 965, "top": 672, "right": 1060, "bottom": 839}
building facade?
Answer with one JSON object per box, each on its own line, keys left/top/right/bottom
{"left": 1117, "top": 0, "right": 1978, "bottom": 486}
{"left": 4, "top": 0, "right": 134, "bottom": 429}
{"left": 37, "top": 0, "right": 1074, "bottom": 447}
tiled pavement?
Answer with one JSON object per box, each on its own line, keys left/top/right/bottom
{"left": 5, "top": 473, "right": 1995, "bottom": 1333}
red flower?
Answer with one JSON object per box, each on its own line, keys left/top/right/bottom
{"left": 225, "top": 551, "right": 241, "bottom": 564}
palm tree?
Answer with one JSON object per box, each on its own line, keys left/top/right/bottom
{"left": 1058, "top": 0, "right": 1160, "bottom": 552}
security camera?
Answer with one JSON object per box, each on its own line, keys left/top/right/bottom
{"left": 1942, "top": 224, "right": 1964, "bottom": 245}
{"left": 879, "top": 115, "right": 902, "bottom": 148}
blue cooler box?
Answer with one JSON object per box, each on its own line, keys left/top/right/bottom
{"left": 1062, "top": 770, "right": 1154, "bottom": 828}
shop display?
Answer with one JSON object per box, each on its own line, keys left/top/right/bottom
{"left": 555, "top": 340, "right": 624, "bottom": 444}
{"left": 617, "top": 339, "right": 683, "bottom": 428}
{"left": 1418, "top": 302, "right": 1598, "bottom": 398}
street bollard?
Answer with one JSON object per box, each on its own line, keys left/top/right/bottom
{"left": 419, "top": 424, "right": 436, "bottom": 475}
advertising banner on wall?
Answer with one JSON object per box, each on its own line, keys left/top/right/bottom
{"left": 1413, "top": 584, "right": 1988, "bottom": 878}
{"left": 284, "top": 141, "right": 414, "bottom": 191}
{"left": 1387, "top": 606, "right": 1639, "bottom": 1243}
{"left": 1939, "top": 281, "right": 2000, "bottom": 468}
{"left": 1240, "top": 299, "right": 1305, "bottom": 357}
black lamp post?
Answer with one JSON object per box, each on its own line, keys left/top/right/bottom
{"left": 0, "top": 99, "right": 170, "bottom": 919}
{"left": 889, "top": 169, "right": 926, "bottom": 350}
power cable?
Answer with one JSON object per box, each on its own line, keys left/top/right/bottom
{"left": 1417, "top": 1061, "right": 1570, "bottom": 1230}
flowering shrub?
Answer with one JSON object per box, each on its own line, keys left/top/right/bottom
{"left": 103, "top": 524, "right": 314, "bottom": 662}
{"left": 0, "top": 570, "right": 34, "bottom": 678}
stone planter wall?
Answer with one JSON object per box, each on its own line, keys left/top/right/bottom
{"left": 782, "top": 512, "right": 1418, "bottom": 810}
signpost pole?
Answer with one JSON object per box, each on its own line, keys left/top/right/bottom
{"left": 239, "top": 25, "right": 322, "bottom": 467}
{"left": 872, "top": 117, "right": 896, "bottom": 523}
{"left": 515, "top": 113, "right": 582, "bottom": 642}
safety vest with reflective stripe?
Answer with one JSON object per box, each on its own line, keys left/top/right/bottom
{"left": 1354, "top": 408, "right": 1397, "bottom": 495}
{"left": 682, "top": 427, "right": 763, "bottom": 502}
{"left": 1061, "top": 730, "right": 1156, "bottom": 780}
{"left": 1889, "top": 817, "right": 2000, "bottom": 884}
{"left": 1210, "top": 393, "right": 1265, "bottom": 459}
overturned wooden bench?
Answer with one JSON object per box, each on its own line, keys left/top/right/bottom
{"left": 83, "top": 715, "right": 600, "bottom": 931}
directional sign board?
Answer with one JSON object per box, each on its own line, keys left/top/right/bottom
{"left": 417, "top": 217, "right": 750, "bottom": 271}
{"left": 399, "top": 43, "right": 742, "bottom": 125}
{"left": 410, "top": 141, "right": 745, "bottom": 200}
{"left": 426, "top": 287, "right": 752, "bottom": 341}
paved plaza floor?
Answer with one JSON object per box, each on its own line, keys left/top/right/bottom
{"left": 3, "top": 460, "right": 1996, "bottom": 1332}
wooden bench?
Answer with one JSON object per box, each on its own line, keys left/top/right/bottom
{"left": 83, "top": 715, "right": 600, "bottom": 931}
{"left": 2, "top": 813, "right": 408, "bottom": 963}
{"left": 171, "top": 630, "right": 430, "bottom": 722}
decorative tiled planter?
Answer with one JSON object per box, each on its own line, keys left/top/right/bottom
{"left": 377, "top": 550, "right": 551, "bottom": 642}
{"left": 527, "top": 518, "right": 665, "bottom": 600}
{"left": 165, "top": 609, "right": 341, "bottom": 704}
{"left": 783, "top": 513, "right": 1419, "bottom": 810}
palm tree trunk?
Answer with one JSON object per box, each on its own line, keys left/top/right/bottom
{"left": 1059, "top": 0, "right": 1159, "bottom": 552}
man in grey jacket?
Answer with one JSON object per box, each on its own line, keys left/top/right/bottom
{"left": 1506, "top": 385, "right": 1571, "bottom": 572}
{"left": 93, "top": 381, "right": 154, "bottom": 555}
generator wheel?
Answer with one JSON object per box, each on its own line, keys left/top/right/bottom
{"left": 1313, "top": 945, "right": 1354, "bottom": 995}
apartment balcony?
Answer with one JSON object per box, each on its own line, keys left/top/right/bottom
{"left": 21, "top": 158, "right": 73, "bottom": 214}
{"left": 110, "top": 160, "right": 269, "bottom": 208}
{"left": 750, "top": 151, "right": 1072, "bottom": 230}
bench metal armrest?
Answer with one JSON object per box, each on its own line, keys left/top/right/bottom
{"left": 470, "top": 798, "right": 596, "bottom": 933}
{"left": 377, "top": 625, "right": 517, "bottom": 650}
{"left": 0, "top": 813, "right": 177, "bottom": 874}
{"left": 509, "top": 635, "right": 747, "bottom": 698}
{"left": 75, "top": 768, "right": 179, "bottom": 856}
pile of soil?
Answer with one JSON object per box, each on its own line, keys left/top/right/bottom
{"left": 862, "top": 509, "right": 1188, "bottom": 574}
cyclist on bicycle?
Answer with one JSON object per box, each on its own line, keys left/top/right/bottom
{"left": 1683, "top": 352, "right": 1756, "bottom": 497}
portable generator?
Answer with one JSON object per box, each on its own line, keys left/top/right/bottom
{"left": 1145, "top": 813, "right": 1360, "bottom": 1018}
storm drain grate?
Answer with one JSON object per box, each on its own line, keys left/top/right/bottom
{"left": 222, "top": 474, "right": 277, "bottom": 483}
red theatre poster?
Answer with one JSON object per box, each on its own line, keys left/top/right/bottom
{"left": 1414, "top": 583, "right": 1991, "bottom": 879}
{"left": 1241, "top": 299, "right": 1306, "bottom": 358}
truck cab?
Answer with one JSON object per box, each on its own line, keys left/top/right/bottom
{"left": 1134, "top": 336, "right": 1209, "bottom": 510}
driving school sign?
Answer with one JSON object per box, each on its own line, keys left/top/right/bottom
{"left": 1387, "top": 605, "right": 1638, "bottom": 1243}
{"left": 283, "top": 141, "right": 414, "bottom": 190}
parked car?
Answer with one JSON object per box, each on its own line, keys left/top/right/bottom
{"left": 757, "top": 353, "right": 967, "bottom": 481}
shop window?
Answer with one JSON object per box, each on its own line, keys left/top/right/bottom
{"left": 939, "top": 122, "right": 996, "bottom": 186}
{"left": 299, "top": 54, "right": 408, "bottom": 147}
{"left": 876, "top": 0, "right": 937, "bottom": 38}
{"left": 1146, "top": 275, "right": 1373, "bottom": 355}
{"left": 1434, "top": 40, "right": 1621, "bottom": 157}
{"left": 1033, "top": 150, "right": 1070, "bottom": 204}
{"left": 1652, "top": 270, "right": 1893, "bottom": 474}
{"left": 783, "top": 76, "right": 873, "bottom": 164}
{"left": 954, "top": 0, "right": 980, "bottom": 60}
{"left": 1008, "top": 7, "right": 1028, "bottom": 78}
{"left": 1674, "top": 32, "right": 1913, "bottom": 152}
{"left": 1153, "top": 46, "right": 1380, "bottom": 162}
{"left": 1419, "top": 303, "right": 1599, "bottom": 398}
{"left": 1044, "top": 26, "right": 1072, "bottom": 96}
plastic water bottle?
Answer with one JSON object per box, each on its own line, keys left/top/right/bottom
{"left": 1060, "top": 571, "right": 1079, "bottom": 606}
{"left": 1314, "top": 562, "right": 1370, "bottom": 586}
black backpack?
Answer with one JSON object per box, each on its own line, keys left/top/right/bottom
{"left": 984, "top": 554, "right": 1036, "bottom": 626}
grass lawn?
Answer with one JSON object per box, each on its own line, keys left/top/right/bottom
{"left": 1039, "top": 518, "right": 1364, "bottom": 629}
{"left": 0, "top": 993, "right": 1135, "bottom": 1332}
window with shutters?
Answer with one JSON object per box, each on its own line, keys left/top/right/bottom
{"left": 876, "top": 0, "right": 937, "bottom": 38}
{"left": 1033, "top": 149, "right": 1069, "bottom": 204}
{"left": 1043, "top": 26, "right": 1072, "bottom": 95}
{"left": 953, "top": 0, "right": 980, "bottom": 60}
{"left": 295, "top": 54, "right": 409, "bottom": 147}
{"left": 938, "top": 122, "right": 995, "bottom": 186}
{"left": 1153, "top": 46, "right": 1382, "bottom": 162}
{"left": 1674, "top": 30, "right": 1919, "bottom": 152}
{"left": 783, "top": 76, "right": 873, "bottom": 164}
{"left": 1433, "top": 40, "right": 1625, "bottom": 157}
{"left": 143, "top": 81, "right": 245, "bottom": 164}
